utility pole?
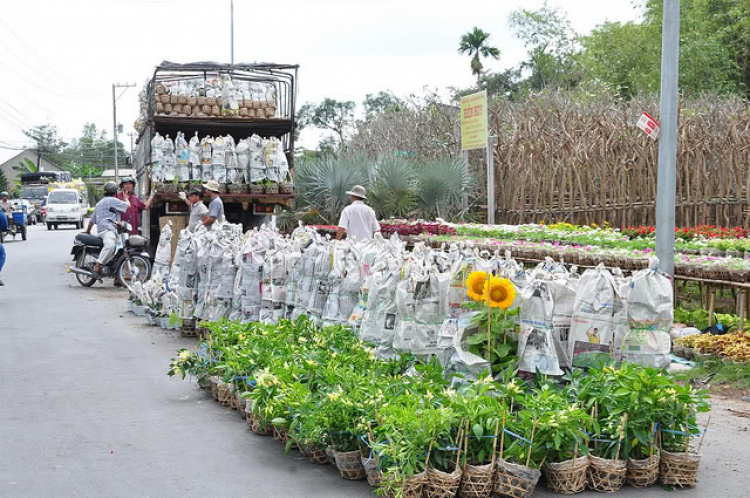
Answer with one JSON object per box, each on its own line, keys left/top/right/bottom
{"left": 112, "top": 83, "right": 135, "bottom": 183}
{"left": 655, "top": 0, "right": 680, "bottom": 277}
{"left": 230, "top": 0, "right": 235, "bottom": 64}
{"left": 128, "top": 132, "right": 136, "bottom": 157}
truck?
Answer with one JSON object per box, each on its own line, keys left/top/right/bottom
{"left": 20, "top": 171, "right": 73, "bottom": 222}
{"left": 133, "top": 61, "right": 298, "bottom": 253}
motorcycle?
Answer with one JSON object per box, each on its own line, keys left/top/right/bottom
{"left": 69, "top": 219, "right": 152, "bottom": 287}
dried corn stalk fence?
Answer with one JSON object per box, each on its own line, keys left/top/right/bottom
{"left": 491, "top": 92, "right": 750, "bottom": 227}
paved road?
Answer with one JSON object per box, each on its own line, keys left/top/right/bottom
{"left": 1, "top": 224, "right": 748, "bottom": 498}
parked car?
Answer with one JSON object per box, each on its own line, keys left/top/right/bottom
{"left": 11, "top": 199, "right": 38, "bottom": 225}
{"left": 46, "top": 189, "right": 85, "bottom": 230}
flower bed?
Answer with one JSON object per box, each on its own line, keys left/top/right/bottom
{"left": 169, "top": 318, "right": 710, "bottom": 495}
{"left": 676, "top": 331, "right": 750, "bottom": 363}
{"left": 425, "top": 234, "right": 750, "bottom": 282}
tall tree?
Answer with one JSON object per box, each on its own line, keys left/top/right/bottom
{"left": 23, "top": 124, "right": 67, "bottom": 166}
{"left": 0, "top": 169, "right": 9, "bottom": 193}
{"left": 508, "top": 2, "right": 580, "bottom": 91}
{"left": 458, "top": 27, "right": 501, "bottom": 88}
{"left": 298, "top": 99, "right": 357, "bottom": 153}
{"left": 579, "top": 0, "right": 749, "bottom": 98}
{"left": 363, "top": 91, "right": 405, "bottom": 121}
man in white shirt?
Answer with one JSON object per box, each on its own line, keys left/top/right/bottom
{"left": 336, "top": 185, "right": 380, "bottom": 241}
{"left": 179, "top": 187, "right": 209, "bottom": 232}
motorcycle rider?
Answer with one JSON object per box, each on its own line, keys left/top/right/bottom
{"left": 84, "top": 181, "right": 130, "bottom": 277}
{"left": 0, "top": 208, "right": 7, "bottom": 286}
{"left": 0, "top": 191, "right": 13, "bottom": 233}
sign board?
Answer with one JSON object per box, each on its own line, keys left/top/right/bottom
{"left": 636, "top": 112, "right": 660, "bottom": 140}
{"left": 460, "top": 90, "right": 488, "bottom": 150}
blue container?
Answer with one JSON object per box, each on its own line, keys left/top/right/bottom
{"left": 13, "top": 212, "right": 25, "bottom": 225}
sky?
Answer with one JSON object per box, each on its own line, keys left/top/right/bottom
{"left": 0, "top": 0, "right": 642, "bottom": 165}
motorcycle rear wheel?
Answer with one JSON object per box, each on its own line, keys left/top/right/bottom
{"left": 75, "top": 252, "right": 97, "bottom": 287}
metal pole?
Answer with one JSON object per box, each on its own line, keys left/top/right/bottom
{"left": 655, "top": 0, "right": 680, "bottom": 277}
{"left": 461, "top": 149, "right": 469, "bottom": 215}
{"left": 486, "top": 136, "right": 496, "bottom": 225}
{"left": 230, "top": 0, "right": 235, "bottom": 64}
{"left": 112, "top": 83, "right": 119, "bottom": 184}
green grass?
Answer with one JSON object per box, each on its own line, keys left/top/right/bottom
{"left": 680, "top": 358, "right": 750, "bottom": 390}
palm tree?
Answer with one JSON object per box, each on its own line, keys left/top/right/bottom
{"left": 458, "top": 27, "right": 501, "bottom": 88}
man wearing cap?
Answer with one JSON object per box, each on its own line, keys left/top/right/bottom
{"left": 336, "top": 185, "right": 380, "bottom": 242}
{"left": 202, "top": 180, "right": 224, "bottom": 230}
{"left": 178, "top": 187, "right": 209, "bottom": 232}
{"left": 116, "top": 177, "right": 155, "bottom": 235}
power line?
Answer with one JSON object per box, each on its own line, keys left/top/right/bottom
{"left": 0, "top": 18, "right": 85, "bottom": 92}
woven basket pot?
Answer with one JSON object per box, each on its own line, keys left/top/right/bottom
{"left": 659, "top": 449, "right": 700, "bottom": 488}
{"left": 626, "top": 451, "right": 660, "bottom": 488}
{"left": 458, "top": 463, "right": 494, "bottom": 498}
{"left": 326, "top": 446, "right": 338, "bottom": 468}
{"left": 424, "top": 467, "right": 462, "bottom": 498}
{"left": 362, "top": 456, "right": 383, "bottom": 487}
{"left": 587, "top": 455, "right": 626, "bottom": 493}
{"left": 251, "top": 415, "right": 273, "bottom": 436}
{"left": 544, "top": 456, "right": 588, "bottom": 495}
{"left": 494, "top": 459, "right": 541, "bottom": 498}
{"left": 306, "top": 445, "right": 329, "bottom": 465}
{"left": 264, "top": 183, "right": 279, "bottom": 195}
{"left": 229, "top": 391, "right": 240, "bottom": 410}
{"left": 272, "top": 425, "right": 289, "bottom": 444}
{"left": 334, "top": 450, "right": 366, "bottom": 480}
{"left": 217, "top": 382, "right": 231, "bottom": 406}
{"left": 400, "top": 471, "right": 428, "bottom": 498}
{"left": 209, "top": 376, "right": 220, "bottom": 401}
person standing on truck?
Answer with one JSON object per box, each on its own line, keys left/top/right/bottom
{"left": 178, "top": 187, "right": 209, "bottom": 232}
{"left": 85, "top": 182, "right": 130, "bottom": 277}
{"left": 201, "top": 180, "right": 224, "bottom": 230}
{"left": 336, "top": 185, "right": 380, "bottom": 241}
{"left": 116, "top": 177, "right": 155, "bottom": 235}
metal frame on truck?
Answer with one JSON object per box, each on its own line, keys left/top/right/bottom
{"left": 133, "top": 61, "right": 299, "bottom": 251}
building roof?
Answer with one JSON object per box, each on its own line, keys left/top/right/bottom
{"left": 101, "top": 169, "right": 136, "bottom": 178}
{"left": 0, "top": 150, "right": 64, "bottom": 172}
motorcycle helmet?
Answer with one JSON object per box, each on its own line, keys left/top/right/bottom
{"left": 120, "top": 177, "right": 136, "bottom": 188}
{"left": 0, "top": 191, "right": 8, "bottom": 197}
{"left": 103, "top": 181, "right": 118, "bottom": 195}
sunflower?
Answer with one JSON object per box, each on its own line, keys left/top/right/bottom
{"left": 485, "top": 277, "right": 516, "bottom": 309}
{"left": 465, "top": 271, "right": 488, "bottom": 301}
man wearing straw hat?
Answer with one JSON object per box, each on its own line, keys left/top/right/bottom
{"left": 202, "top": 180, "right": 224, "bottom": 230}
{"left": 336, "top": 185, "right": 380, "bottom": 242}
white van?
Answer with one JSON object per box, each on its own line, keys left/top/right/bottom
{"left": 46, "top": 189, "right": 85, "bottom": 230}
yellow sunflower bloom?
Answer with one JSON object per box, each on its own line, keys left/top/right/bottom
{"left": 465, "top": 271, "right": 488, "bottom": 301}
{"left": 485, "top": 277, "right": 516, "bottom": 309}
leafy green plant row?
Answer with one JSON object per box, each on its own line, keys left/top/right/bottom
{"left": 169, "top": 317, "right": 709, "bottom": 493}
